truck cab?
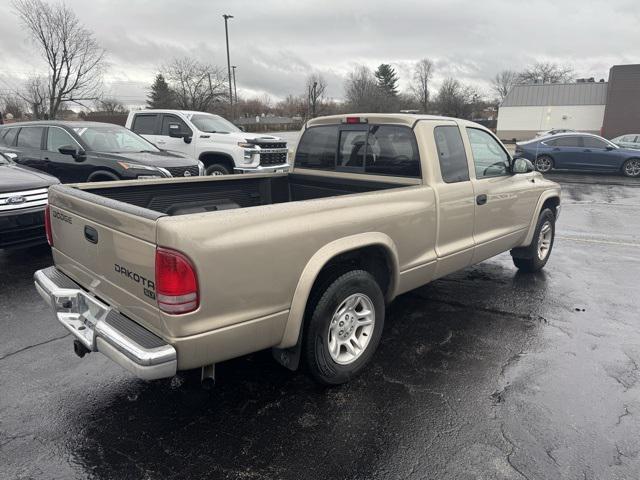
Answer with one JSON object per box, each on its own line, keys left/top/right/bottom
{"left": 126, "top": 110, "right": 289, "bottom": 175}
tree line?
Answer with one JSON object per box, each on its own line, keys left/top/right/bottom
{"left": 1, "top": 0, "right": 581, "bottom": 123}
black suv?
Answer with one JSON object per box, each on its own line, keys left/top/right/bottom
{"left": 0, "top": 121, "right": 203, "bottom": 183}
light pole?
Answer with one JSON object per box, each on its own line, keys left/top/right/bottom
{"left": 223, "top": 14, "right": 234, "bottom": 112}
{"left": 232, "top": 65, "right": 238, "bottom": 104}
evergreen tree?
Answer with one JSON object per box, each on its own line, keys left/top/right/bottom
{"left": 147, "top": 74, "right": 174, "bottom": 108}
{"left": 374, "top": 64, "right": 400, "bottom": 96}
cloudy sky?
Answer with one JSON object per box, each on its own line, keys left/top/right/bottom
{"left": 1, "top": 0, "right": 639, "bottom": 107}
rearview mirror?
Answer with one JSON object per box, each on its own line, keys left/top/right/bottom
{"left": 58, "top": 145, "right": 86, "bottom": 161}
{"left": 512, "top": 157, "right": 535, "bottom": 174}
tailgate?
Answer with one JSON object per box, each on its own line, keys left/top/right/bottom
{"left": 47, "top": 184, "right": 165, "bottom": 334}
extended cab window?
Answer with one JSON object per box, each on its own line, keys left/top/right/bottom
{"left": 295, "top": 125, "right": 338, "bottom": 170}
{"left": 466, "top": 128, "right": 509, "bottom": 179}
{"left": 132, "top": 114, "right": 159, "bottom": 135}
{"left": 16, "top": 127, "right": 44, "bottom": 149}
{"left": 434, "top": 125, "right": 469, "bottom": 183}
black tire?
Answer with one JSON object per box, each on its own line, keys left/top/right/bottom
{"left": 205, "top": 163, "right": 231, "bottom": 176}
{"left": 511, "top": 208, "right": 555, "bottom": 272}
{"left": 303, "top": 270, "right": 385, "bottom": 385}
{"left": 534, "top": 155, "right": 554, "bottom": 173}
{"left": 622, "top": 158, "right": 640, "bottom": 178}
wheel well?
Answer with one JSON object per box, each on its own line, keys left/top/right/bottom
{"left": 87, "top": 170, "right": 119, "bottom": 182}
{"left": 542, "top": 196, "right": 560, "bottom": 217}
{"left": 306, "top": 245, "right": 393, "bottom": 315}
{"left": 199, "top": 152, "right": 235, "bottom": 172}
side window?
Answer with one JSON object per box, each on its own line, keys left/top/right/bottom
{"left": 466, "top": 128, "right": 510, "bottom": 179}
{"left": 161, "top": 115, "right": 192, "bottom": 136}
{"left": 294, "top": 125, "right": 338, "bottom": 170}
{"left": 365, "top": 125, "right": 420, "bottom": 177}
{"left": 338, "top": 129, "right": 367, "bottom": 170}
{"left": 16, "top": 127, "right": 44, "bottom": 149}
{"left": 47, "top": 128, "right": 76, "bottom": 152}
{"left": 583, "top": 137, "right": 608, "bottom": 149}
{"left": 0, "top": 128, "right": 17, "bottom": 146}
{"left": 543, "top": 138, "right": 557, "bottom": 147}
{"left": 131, "top": 114, "right": 158, "bottom": 135}
{"left": 434, "top": 125, "right": 469, "bottom": 183}
{"left": 554, "top": 136, "right": 581, "bottom": 147}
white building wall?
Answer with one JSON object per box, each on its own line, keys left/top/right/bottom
{"left": 497, "top": 105, "right": 606, "bottom": 140}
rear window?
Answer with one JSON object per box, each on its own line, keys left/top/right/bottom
{"left": 16, "top": 127, "right": 44, "bottom": 149}
{"left": 132, "top": 114, "right": 158, "bottom": 135}
{"left": 295, "top": 124, "right": 421, "bottom": 178}
{"left": 434, "top": 125, "right": 469, "bottom": 183}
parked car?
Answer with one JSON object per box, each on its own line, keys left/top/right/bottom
{"left": 611, "top": 134, "right": 640, "bottom": 150}
{"left": 35, "top": 113, "right": 560, "bottom": 387}
{"left": 515, "top": 132, "right": 640, "bottom": 177}
{"left": 0, "top": 148, "right": 59, "bottom": 249}
{"left": 536, "top": 128, "right": 575, "bottom": 137}
{"left": 0, "top": 121, "right": 203, "bottom": 183}
{"left": 126, "top": 110, "right": 289, "bottom": 175}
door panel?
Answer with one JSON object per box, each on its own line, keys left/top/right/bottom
{"left": 13, "top": 126, "right": 46, "bottom": 173}
{"left": 43, "top": 127, "right": 90, "bottom": 183}
{"left": 159, "top": 114, "right": 195, "bottom": 157}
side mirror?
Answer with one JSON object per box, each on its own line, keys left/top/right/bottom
{"left": 58, "top": 145, "right": 86, "bottom": 161}
{"left": 606, "top": 146, "right": 615, "bottom": 151}
{"left": 512, "top": 157, "right": 535, "bottom": 174}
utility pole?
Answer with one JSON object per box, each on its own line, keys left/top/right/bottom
{"left": 232, "top": 65, "right": 238, "bottom": 104}
{"left": 223, "top": 14, "right": 234, "bottom": 114}
{"left": 311, "top": 81, "right": 318, "bottom": 117}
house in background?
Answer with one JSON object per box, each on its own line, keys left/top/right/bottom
{"left": 497, "top": 64, "right": 640, "bottom": 142}
{"left": 497, "top": 81, "right": 607, "bottom": 142}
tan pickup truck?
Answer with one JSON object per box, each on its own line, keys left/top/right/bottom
{"left": 35, "top": 114, "right": 560, "bottom": 386}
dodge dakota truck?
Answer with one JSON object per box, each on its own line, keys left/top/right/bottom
{"left": 35, "top": 114, "right": 561, "bottom": 386}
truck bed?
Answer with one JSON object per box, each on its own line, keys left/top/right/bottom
{"left": 83, "top": 173, "right": 405, "bottom": 216}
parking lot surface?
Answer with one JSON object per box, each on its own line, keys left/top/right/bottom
{"left": 1, "top": 172, "right": 639, "bottom": 480}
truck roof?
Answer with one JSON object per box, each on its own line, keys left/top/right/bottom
{"left": 306, "top": 113, "right": 481, "bottom": 129}
{"left": 130, "top": 109, "right": 221, "bottom": 117}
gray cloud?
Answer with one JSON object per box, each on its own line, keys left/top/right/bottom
{"left": 1, "top": 0, "right": 639, "bottom": 106}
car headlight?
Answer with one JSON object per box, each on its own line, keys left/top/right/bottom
{"left": 237, "top": 142, "right": 254, "bottom": 148}
{"left": 117, "top": 161, "right": 161, "bottom": 172}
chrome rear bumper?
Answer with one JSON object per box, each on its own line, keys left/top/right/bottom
{"left": 34, "top": 266, "right": 177, "bottom": 380}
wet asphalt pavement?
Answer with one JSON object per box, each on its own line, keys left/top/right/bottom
{"left": 2, "top": 172, "right": 640, "bottom": 480}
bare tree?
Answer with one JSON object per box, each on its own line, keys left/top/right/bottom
{"left": 164, "top": 57, "right": 227, "bottom": 111}
{"left": 491, "top": 70, "right": 518, "bottom": 103}
{"left": 0, "top": 94, "right": 26, "bottom": 119}
{"left": 518, "top": 62, "right": 574, "bottom": 84}
{"left": 436, "top": 78, "right": 479, "bottom": 119}
{"left": 18, "top": 76, "right": 47, "bottom": 119}
{"left": 410, "top": 58, "right": 434, "bottom": 113}
{"left": 344, "top": 65, "right": 381, "bottom": 112}
{"left": 13, "top": 0, "right": 106, "bottom": 119}
{"left": 95, "top": 97, "right": 126, "bottom": 114}
{"left": 306, "top": 73, "right": 327, "bottom": 117}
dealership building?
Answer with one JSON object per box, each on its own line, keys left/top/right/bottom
{"left": 497, "top": 64, "right": 640, "bottom": 141}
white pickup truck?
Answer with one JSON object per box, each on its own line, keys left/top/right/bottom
{"left": 126, "top": 110, "right": 289, "bottom": 175}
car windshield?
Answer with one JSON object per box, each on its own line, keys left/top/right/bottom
{"left": 72, "top": 125, "right": 160, "bottom": 153}
{"left": 190, "top": 114, "right": 240, "bottom": 133}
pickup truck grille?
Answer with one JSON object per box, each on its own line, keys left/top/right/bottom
{"left": 260, "top": 150, "right": 288, "bottom": 166}
{"left": 164, "top": 166, "right": 200, "bottom": 178}
{"left": 0, "top": 188, "right": 48, "bottom": 212}
{"left": 256, "top": 142, "right": 287, "bottom": 150}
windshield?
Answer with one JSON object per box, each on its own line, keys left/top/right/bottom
{"left": 72, "top": 125, "right": 160, "bottom": 153}
{"left": 190, "top": 114, "right": 240, "bottom": 133}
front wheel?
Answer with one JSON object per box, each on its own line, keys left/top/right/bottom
{"left": 303, "top": 270, "right": 385, "bottom": 385}
{"left": 205, "top": 163, "right": 231, "bottom": 176}
{"left": 622, "top": 158, "right": 640, "bottom": 178}
{"left": 511, "top": 208, "right": 555, "bottom": 272}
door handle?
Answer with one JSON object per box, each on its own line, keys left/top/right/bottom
{"left": 84, "top": 225, "right": 99, "bottom": 244}
{"left": 156, "top": 140, "right": 166, "bottom": 145}
{"left": 476, "top": 194, "right": 487, "bottom": 205}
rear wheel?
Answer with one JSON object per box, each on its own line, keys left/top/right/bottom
{"left": 622, "top": 158, "right": 640, "bottom": 178}
{"left": 303, "top": 270, "right": 385, "bottom": 385}
{"left": 535, "top": 155, "right": 554, "bottom": 173}
{"left": 205, "top": 163, "right": 231, "bottom": 176}
{"left": 511, "top": 208, "right": 555, "bottom": 272}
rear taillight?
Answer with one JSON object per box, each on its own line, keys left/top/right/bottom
{"left": 44, "top": 205, "right": 53, "bottom": 247}
{"left": 155, "top": 248, "right": 199, "bottom": 314}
